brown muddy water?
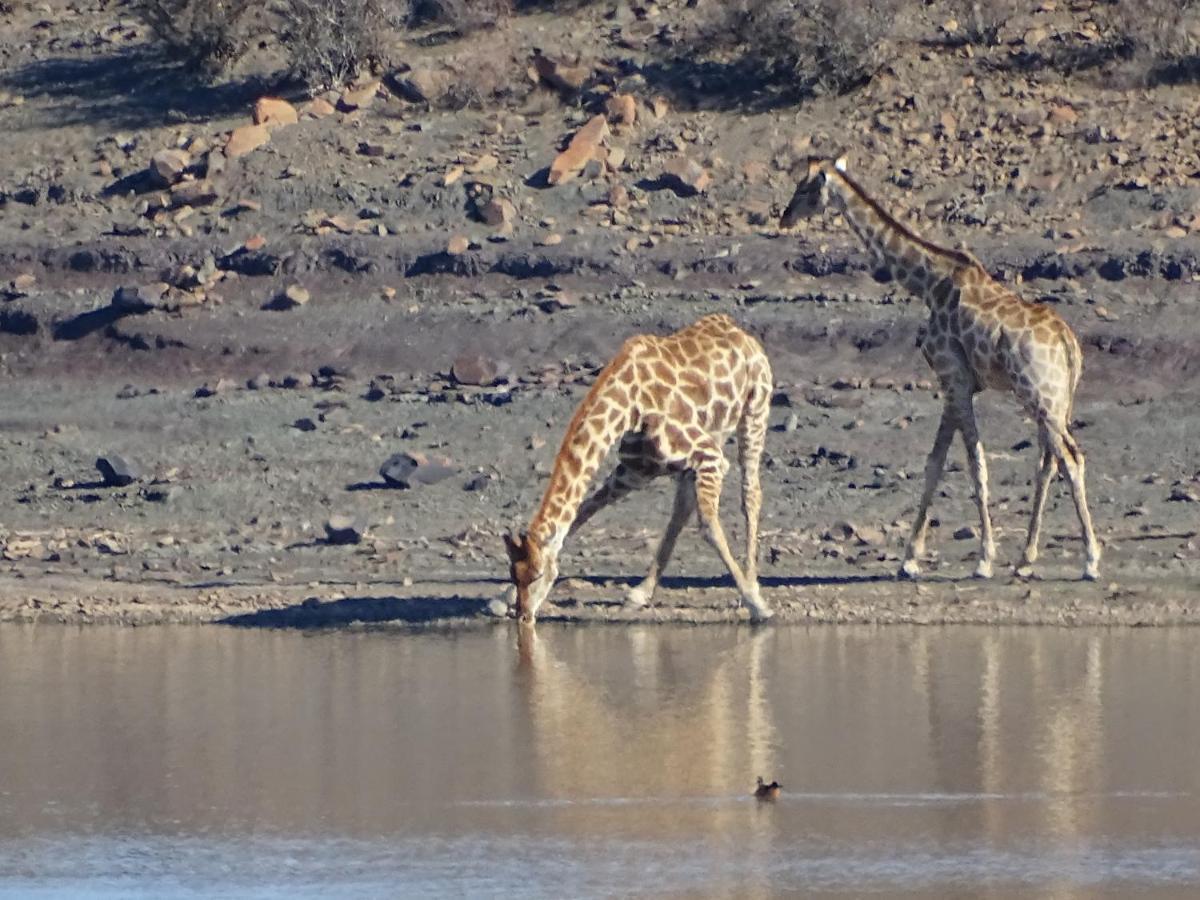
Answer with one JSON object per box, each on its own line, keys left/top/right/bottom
{"left": 0, "top": 624, "right": 1198, "bottom": 898}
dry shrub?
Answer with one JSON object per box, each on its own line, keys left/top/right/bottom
{"left": 697, "top": 0, "right": 900, "bottom": 96}
{"left": 133, "top": 0, "right": 257, "bottom": 74}
{"left": 276, "top": 0, "right": 400, "bottom": 89}
{"left": 417, "top": 0, "right": 512, "bottom": 32}
{"left": 941, "top": 0, "right": 1016, "bottom": 47}
{"left": 1103, "top": 0, "right": 1200, "bottom": 81}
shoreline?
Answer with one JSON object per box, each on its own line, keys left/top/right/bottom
{"left": 1, "top": 571, "right": 1196, "bottom": 628}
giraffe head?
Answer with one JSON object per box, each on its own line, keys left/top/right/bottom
{"left": 780, "top": 155, "right": 847, "bottom": 228}
{"left": 503, "top": 530, "right": 557, "bottom": 623}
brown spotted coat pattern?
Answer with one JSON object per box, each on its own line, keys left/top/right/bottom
{"left": 504, "top": 314, "right": 775, "bottom": 623}
{"left": 781, "top": 157, "right": 1100, "bottom": 581}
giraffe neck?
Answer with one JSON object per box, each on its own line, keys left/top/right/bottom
{"left": 527, "top": 362, "right": 636, "bottom": 555}
{"left": 826, "top": 170, "right": 973, "bottom": 305}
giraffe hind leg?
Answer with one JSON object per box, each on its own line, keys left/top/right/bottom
{"left": 1015, "top": 428, "right": 1055, "bottom": 578}
{"left": 1049, "top": 426, "right": 1101, "bottom": 580}
{"left": 736, "top": 375, "right": 771, "bottom": 586}
{"left": 689, "top": 437, "right": 773, "bottom": 623}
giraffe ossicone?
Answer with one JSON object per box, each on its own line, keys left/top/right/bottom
{"left": 503, "top": 314, "right": 775, "bottom": 624}
{"left": 781, "top": 156, "right": 1101, "bottom": 582}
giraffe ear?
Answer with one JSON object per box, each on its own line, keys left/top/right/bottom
{"left": 503, "top": 531, "right": 524, "bottom": 559}
{"left": 833, "top": 155, "right": 848, "bottom": 173}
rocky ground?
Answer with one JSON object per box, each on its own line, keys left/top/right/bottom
{"left": 0, "top": 0, "right": 1197, "bottom": 626}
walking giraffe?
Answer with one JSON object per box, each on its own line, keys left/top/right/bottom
{"left": 504, "top": 314, "right": 775, "bottom": 623}
{"left": 780, "top": 156, "right": 1100, "bottom": 581}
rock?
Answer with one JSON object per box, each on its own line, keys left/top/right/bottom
{"left": 479, "top": 196, "right": 516, "bottom": 228}
{"left": 324, "top": 514, "right": 366, "bottom": 545}
{"left": 95, "top": 454, "right": 139, "bottom": 487}
{"left": 194, "top": 378, "right": 236, "bottom": 398}
{"left": 1169, "top": 486, "right": 1199, "bottom": 503}
{"left": 661, "top": 157, "right": 711, "bottom": 196}
{"left": 380, "top": 451, "right": 458, "bottom": 488}
{"left": 824, "top": 521, "right": 858, "bottom": 542}
{"left": 452, "top": 353, "right": 508, "bottom": 386}
{"left": 170, "top": 178, "right": 219, "bottom": 207}
{"left": 548, "top": 114, "right": 608, "bottom": 186}
{"left": 605, "top": 93, "right": 637, "bottom": 128}
{"left": 467, "top": 153, "right": 499, "bottom": 174}
{"left": 253, "top": 96, "right": 298, "bottom": 127}
{"left": 531, "top": 51, "right": 589, "bottom": 92}
{"left": 953, "top": 525, "right": 979, "bottom": 541}
{"left": 293, "top": 417, "right": 318, "bottom": 432}
{"left": 266, "top": 284, "right": 310, "bottom": 310}
{"left": 446, "top": 234, "right": 470, "bottom": 255}
{"left": 484, "top": 597, "right": 510, "bottom": 618}
{"left": 12, "top": 273, "right": 35, "bottom": 292}
{"left": 150, "top": 149, "right": 190, "bottom": 186}
{"left": 302, "top": 97, "right": 336, "bottom": 118}
{"left": 607, "top": 184, "right": 630, "bottom": 208}
{"left": 338, "top": 80, "right": 380, "bottom": 112}
{"left": 853, "top": 524, "right": 887, "bottom": 546}
{"left": 463, "top": 472, "right": 493, "bottom": 491}
{"left": 247, "top": 373, "right": 271, "bottom": 390}
{"left": 111, "top": 284, "right": 164, "bottom": 312}
{"left": 396, "top": 67, "right": 446, "bottom": 104}
{"left": 225, "top": 124, "right": 270, "bottom": 158}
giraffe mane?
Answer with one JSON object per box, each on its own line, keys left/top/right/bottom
{"left": 831, "top": 167, "right": 980, "bottom": 270}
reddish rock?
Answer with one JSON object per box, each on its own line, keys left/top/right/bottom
{"left": 479, "top": 197, "right": 516, "bottom": 227}
{"left": 225, "top": 124, "right": 270, "bottom": 158}
{"left": 170, "top": 179, "right": 219, "bottom": 207}
{"left": 452, "top": 353, "right": 508, "bottom": 386}
{"left": 605, "top": 93, "right": 637, "bottom": 128}
{"left": 447, "top": 234, "right": 470, "bottom": 255}
{"left": 661, "top": 157, "right": 711, "bottom": 196}
{"left": 338, "top": 81, "right": 380, "bottom": 112}
{"left": 253, "top": 97, "right": 299, "bottom": 127}
{"left": 150, "top": 149, "right": 190, "bottom": 186}
{"left": 531, "top": 51, "right": 589, "bottom": 92}
{"left": 302, "top": 97, "right": 336, "bottom": 119}
{"left": 548, "top": 114, "right": 608, "bottom": 186}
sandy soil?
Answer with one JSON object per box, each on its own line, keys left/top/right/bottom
{"left": 1, "top": 1, "right": 1197, "bottom": 626}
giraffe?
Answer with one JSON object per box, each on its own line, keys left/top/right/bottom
{"left": 503, "top": 313, "right": 775, "bottom": 624}
{"left": 780, "top": 156, "right": 1101, "bottom": 582}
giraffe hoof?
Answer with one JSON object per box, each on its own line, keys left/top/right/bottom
{"left": 898, "top": 559, "right": 922, "bottom": 580}
{"left": 973, "top": 560, "right": 994, "bottom": 580}
{"left": 1082, "top": 564, "right": 1100, "bottom": 582}
{"left": 748, "top": 604, "right": 775, "bottom": 624}
{"left": 623, "top": 584, "right": 653, "bottom": 607}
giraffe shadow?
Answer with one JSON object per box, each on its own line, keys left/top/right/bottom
{"left": 219, "top": 594, "right": 492, "bottom": 628}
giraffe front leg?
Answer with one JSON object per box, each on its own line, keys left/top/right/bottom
{"left": 958, "top": 397, "right": 997, "bottom": 580}
{"left": 900, "top": 408, "right": 957, "bottom": 579}
{"left": 625, "top": 473, "right": 695, "bottom": 608}
{"left": 690, "top": 444, "right": 773, "bottom": 623}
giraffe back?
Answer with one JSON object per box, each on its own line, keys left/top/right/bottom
{"left": 616, "top": 314, "right": 771, "bottom": 437}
